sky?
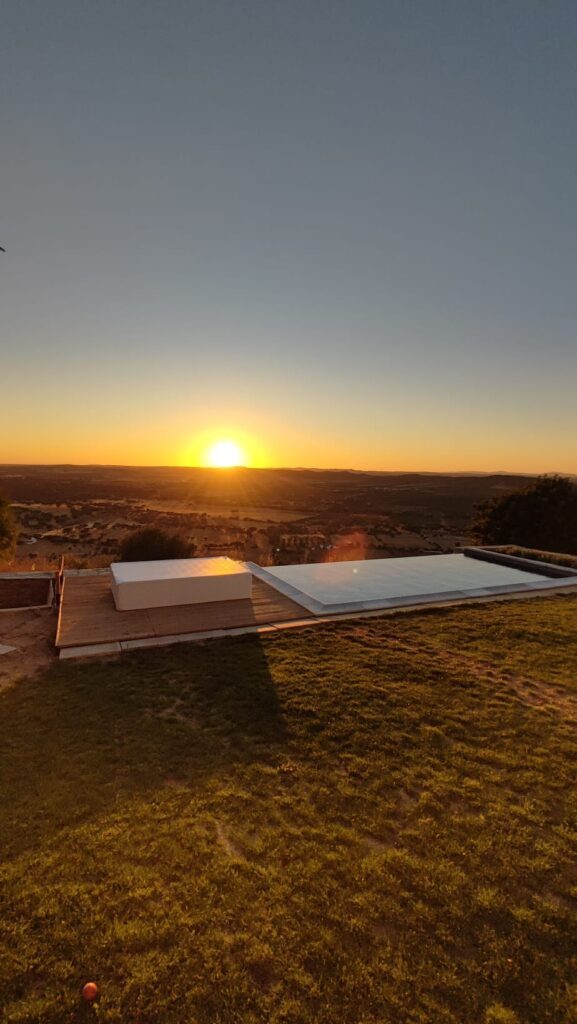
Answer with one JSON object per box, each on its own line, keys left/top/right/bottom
{"left": 1, "top": 0, "right": 576, "bottom": 472}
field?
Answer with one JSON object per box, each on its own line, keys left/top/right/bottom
{"left": 1, "top": 593, "right": 576, "bottom": 1023}
{"left": 0, "top": 465, "right": 535, "bottom": 570}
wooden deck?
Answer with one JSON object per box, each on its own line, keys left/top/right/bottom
{"left": 56, "top": 572, "right": 310, "bottom": 648}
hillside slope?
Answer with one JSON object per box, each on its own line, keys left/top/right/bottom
{"left": 1, "top": 594, "right": 576, "bottom": 1023}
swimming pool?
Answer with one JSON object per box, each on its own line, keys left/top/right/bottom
{"left": 250, "top": 552, "right": 574, "bottom": 615}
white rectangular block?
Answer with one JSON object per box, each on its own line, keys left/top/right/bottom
{"left": 110, "top": 557, "right": 252, "bottom": 611}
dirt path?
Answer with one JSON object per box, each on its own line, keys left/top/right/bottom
{"left": 0, "top": 608, "right": 57, "bottom": 691}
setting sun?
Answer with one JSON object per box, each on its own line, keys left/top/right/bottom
{"left": 206, "top": 439, "right": 245, "bottom": 468}
{"left": 180, "top": 428, "right": 266, "bottom": 469}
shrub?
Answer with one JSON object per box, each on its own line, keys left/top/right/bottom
{"left": 119, "top": 527, "right": 195, "bottom": 562}
{"left": 0, "top": 491, "right": 17, "bottom": 557}
{"left": 473, "top": 475, "right": 577, "bottom": 555}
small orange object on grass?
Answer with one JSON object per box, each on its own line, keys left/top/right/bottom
{"left": 82, "top": 982, "right": 99, "bottom": 1001}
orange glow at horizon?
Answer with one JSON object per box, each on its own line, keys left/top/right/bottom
{"left": 2, "top": 411, "right": 576, "bottom": 476}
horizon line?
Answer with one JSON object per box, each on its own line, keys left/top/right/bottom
{"left": 0, "top": 462, "right": 574, "bottom": 477}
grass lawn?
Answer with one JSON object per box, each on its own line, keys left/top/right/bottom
{"left": 1, "top": 593, "right": 576, "bottom": 1023}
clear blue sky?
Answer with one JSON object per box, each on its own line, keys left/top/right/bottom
{"left": 1, "top": 0, "right": 576, "bottom": 471}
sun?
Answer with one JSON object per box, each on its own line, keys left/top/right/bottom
{"left": 206, "top": 439, "right": 245, "bottom": 468}
{"left": 182, "top": 429, "right": 264, "bottom": 469}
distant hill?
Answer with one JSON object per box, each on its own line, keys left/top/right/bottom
{"left": 0, "top": 464, "right": 537, "bottom": 507}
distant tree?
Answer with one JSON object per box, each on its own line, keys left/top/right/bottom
{"left": 0, "top": 491, "right": 17, "bottom": 557}
{"left": 119, "top": 527, "right": 196, "bottom": 562}
{"left": 473, "top": 475, "right": 577, "bottom": 554}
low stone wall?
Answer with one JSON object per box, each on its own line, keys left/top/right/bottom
{"left": 462, "top": 547, "right": 577, "bottom": 579}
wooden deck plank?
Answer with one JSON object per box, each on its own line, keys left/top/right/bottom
{"left": 56, "top": 572, "right": 309, "bottom": 648}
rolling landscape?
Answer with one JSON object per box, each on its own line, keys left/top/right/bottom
{"left": 0, "top": 465, "right": 535, "bottom": 572}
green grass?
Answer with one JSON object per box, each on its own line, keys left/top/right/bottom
{"left": 1, "top": 594, "right": 576, "bottom": 1024}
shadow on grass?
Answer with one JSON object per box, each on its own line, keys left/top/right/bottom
{"left": 0, "top": 633, "right": 287, "bottom": 859}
